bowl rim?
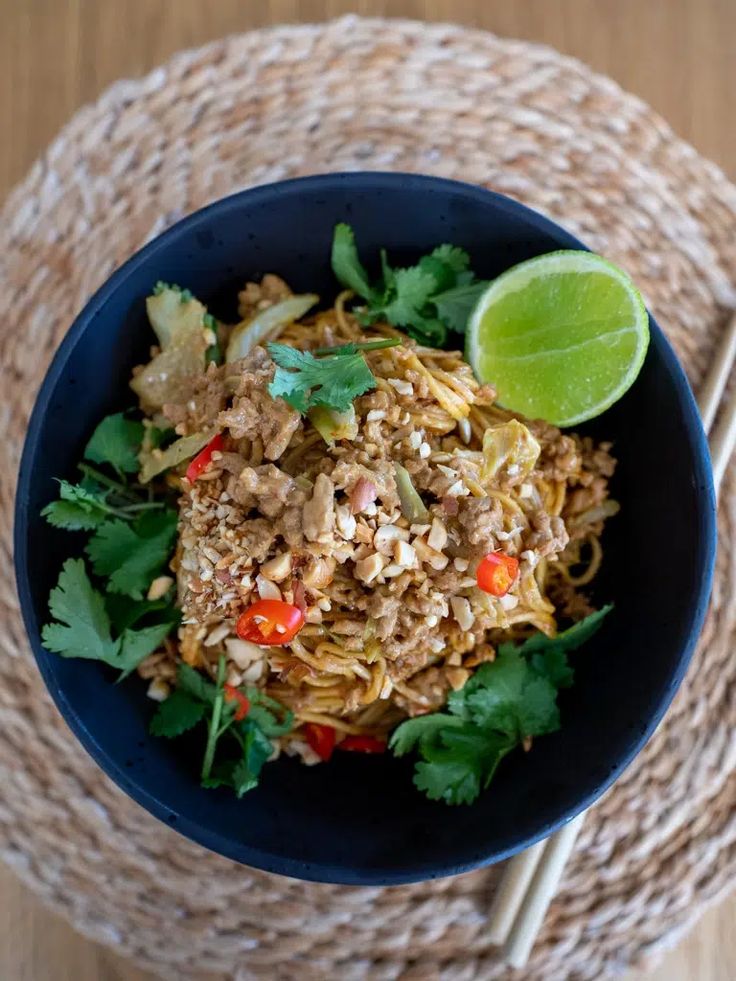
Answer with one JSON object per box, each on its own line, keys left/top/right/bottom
{"left": 14, "top": 172, "right": 717, "bottom": 884}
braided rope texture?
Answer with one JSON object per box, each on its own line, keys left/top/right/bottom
{"left": 0, "top": 16, "right": 735, "bottom": 981}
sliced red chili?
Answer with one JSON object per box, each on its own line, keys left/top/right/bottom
{"left": 476, "top": 551, "right": 519, "bottom": 597}
{"left": 223, "top": 684, "right": 250, "bottom": 722}
{"left": 338, "top": 735, "right": 387, "bottom": 754}
{"left": 304, "top": 723, "right": 336, "bottom": 761}
{"left": 185, "top": 433, "right": 224, "bottom": 483}
{"left": 236, "top": 599, "right": 305, "bottom": 646}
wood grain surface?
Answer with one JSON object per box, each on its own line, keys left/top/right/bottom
{"left": 1, "top": 2, "right": 733, "bottom": 979}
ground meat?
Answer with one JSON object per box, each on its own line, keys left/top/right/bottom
{"left": 524, "top": 510, "right": 569, "bottom": 557}
{"left": 537, "top": 431, "right": 581, "bottom": 481}
{"left": 218, "top": 452, "right": 247, "bottom": 478}
{"left": 281, "top": 506, "right": 306, "bottom": 548}
{"left": 237, "top": 274, "right": 292, "bottom": 320}
{"left": 229, "top": 464, "right": 298, "bottom": 518}
{"left": 218, "top": 350, "right": 301, "bottom": 460}
{"left": 302, "top": 473, "right": 335, "bottom": 542}
{"left": 163, "top": 361, "right": 239, "bottom": 435}
{"left": 455, "top": 496, "right": 504, "bottom": 551}
{"left": 365, "top": 591, "right": 402, "bottom": 640}
{"left": 236, "top": 518, "right": 277, "bottom": 564}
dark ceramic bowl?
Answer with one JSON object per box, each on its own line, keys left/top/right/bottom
{"left": 15, "top": 173, "right": 716, "bottom": 884}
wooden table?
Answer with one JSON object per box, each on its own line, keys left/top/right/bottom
{"left": 1, "top": 2, "right": 733, "bottom": 978}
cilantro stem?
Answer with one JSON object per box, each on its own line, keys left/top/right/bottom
{"left": 78, "top": 463, "right": 139, "bottom": 501}
{"left": 201, "top": 655, "right": 226, "bottom": 781}
{"left": 121, "top": 502, "right": 166, "bottom": 513}
{"left": 313, "top": 338, "right": 402, "bottom": 356}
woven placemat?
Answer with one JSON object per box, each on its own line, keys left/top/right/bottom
{"left": 1, "top": 16, "right": 735, "bottom": 981}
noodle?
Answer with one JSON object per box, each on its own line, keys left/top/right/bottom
{"left": 142, "top": 289, "right": 618, "bottom": 758}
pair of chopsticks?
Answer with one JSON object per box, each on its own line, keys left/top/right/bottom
{"left": 488, "top": 311, "right": 736, "bottom": 968}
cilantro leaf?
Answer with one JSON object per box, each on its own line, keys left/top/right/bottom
{"left": 414, "top": 758, "right": 481, "bottom": 805}
{"left": 372, "top": 267, "right": 437, "bottom": 328}
{"left": 42, "top": 479, "right": 113, "bottom": 531}
{"left": 106, "top": 593, "right": 175, "bottom": 633}
{"left": 498, "top": 605, "right": 613, "bottom": 689}
{"left": 178, "top": 662, "right": 217, "bottom": 704}
{"left": 433, "top": 281, "right": 490, "bottom": 334}
{"left": 42, "top": 558, "right": 120, "bottom": 663}
{"left": 231, "top": 720, "right": 274, "bottom": 796}
{"left": 41, "top": 559, "right": 174, "bottom": 679}
{"left": 330, "top": 225, "right": 486, "bottom": 345}
{"left": 389, "top": 713, "right": 461, "bottom": 756}
{"left": 84, "top": 413, "right": 144, "bottom": 476}
{"left": 85, "top": 509, "right": 178, "bottom": 599}
{"left": 244, "top": 688, "right": 294, "bottom": 737}
{"left": 331, "top": 223, "right": 379, "bottom": 301}
{"left": 118, "top": 622, "right": 177, "bottom": 680}
{"left": 267, "top": 342, "right": 377, "bottom": 414}
{"left": 150, "top": 689, "right": 208, "bottom": 737}
{"left": 426, "top": 244, "right": 471, "bottom": 275}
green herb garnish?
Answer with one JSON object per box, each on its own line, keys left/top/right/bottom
{"left": 41, "top": 411, "right": 180, "bottom": 680}
{"left": 331, "top": 223, "right": 489, "bottom": 347}
{"left": 267, "top": 341, "right": 378, "bottom": 414}
{"left": 84, "top": 412, "right": 144, "bottom": 477}
{"left": 390, "top": 607, "right": 612, "bottom": 805}
{"left": 85, "top": 510, "right": 178, "bottom": 600}
{"left": 41, "top": 559, "right": 175, "bottom": 681}
{"left": 150, "top": 658, "right": 293, "bottom": 797}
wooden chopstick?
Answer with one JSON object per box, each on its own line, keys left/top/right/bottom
{"left": 710, "top": 379, "right": 736, "bottom": 492}
{"left": 486, "top": 840, "right": 546, "bottom": 945}
{"left": 698, "top": 312, "right": 736, "bottom": 433}
{"left": 489, "top": 309, "right": 736, "bottom": 966}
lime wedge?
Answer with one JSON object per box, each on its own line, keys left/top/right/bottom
{"left": 465, "top": 250, "right": 649, "bottom": 426}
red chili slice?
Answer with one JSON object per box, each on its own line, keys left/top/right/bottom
{"left": 476, "top": 551, "right": 520, "bottom": 597}
{"left": 338, "top": 735, "right": 387, "bottom": 754}
{"left": 223, "top": 684, "right": 250, "bottom": 722}
{"left": 304, "top": 723, "right": 336, "bottom": 761}
{"left": 185, "top": 433, "right": 224, "bottom": 483}
{"left": 236, "top": 599, "right": 305, "bottom": 646}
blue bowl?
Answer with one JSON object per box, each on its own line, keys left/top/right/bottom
{"left": 14, "top": 173, "right": 716, "bottom": 884}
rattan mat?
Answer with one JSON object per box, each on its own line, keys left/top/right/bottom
{"left": 1, "top": 16, "right": 735, "bottom": 981}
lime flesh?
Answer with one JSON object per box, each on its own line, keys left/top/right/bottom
{"left": 465, "top": 250, "right": 649, "bottom": 427}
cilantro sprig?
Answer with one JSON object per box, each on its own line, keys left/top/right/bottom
{"left": 390, "top": 607, "right": 612, "bottom": 805}
{"left": 150, "top": 658, "right": 293, "bottom": 797}
{"left": 331, "top": 223, "right": 489, "bottom": 347}
{"left": 42, "top": 411, "right": 180, "bottom": 679}
{"left": 267, "top": 341, "right": 378, "bottom": 414}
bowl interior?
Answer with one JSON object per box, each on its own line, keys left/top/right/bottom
{"left": 15, "top": 174, "right": 716, "bottom": 883}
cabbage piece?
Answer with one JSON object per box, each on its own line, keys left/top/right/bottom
{"left": 146, "top": 288, "right": 206, "bottom": 348}
{"left": 568, "top": 499, "right": 620, "bottom": 529}
{"left": 395, "top": 463, "right": 430, "bottom": 523}
{"left": 226, "top": 294, "right": 319, "bottom": 363}
{"left": 139, "top": 431, "right": 214, "bottom": 483}
{"left": 131, "top": 287, "right": 209, "bottom": 412}
{"left": 308, "top": 405, "right": 359, "bottom": 445}
{"left": 481, "top": 419, "right": 540, "bottom": 486}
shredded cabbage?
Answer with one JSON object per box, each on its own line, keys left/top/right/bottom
{"left": 481, "top": 420, "right": 540, "bottom": 485}
{"left": 395, "top": 463, "right": 430, "bottom": 523}
{"left": 226, "top": 294, "right": 318, "bottom": 363}
{"left": 308, "top": 405, "right": 359, "bottom": 445}
{"left": 131, "top": 287, "right": 209, "bottom": 412}
{"left": 139, "top": 431, "right": 214, "bottom": 483}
